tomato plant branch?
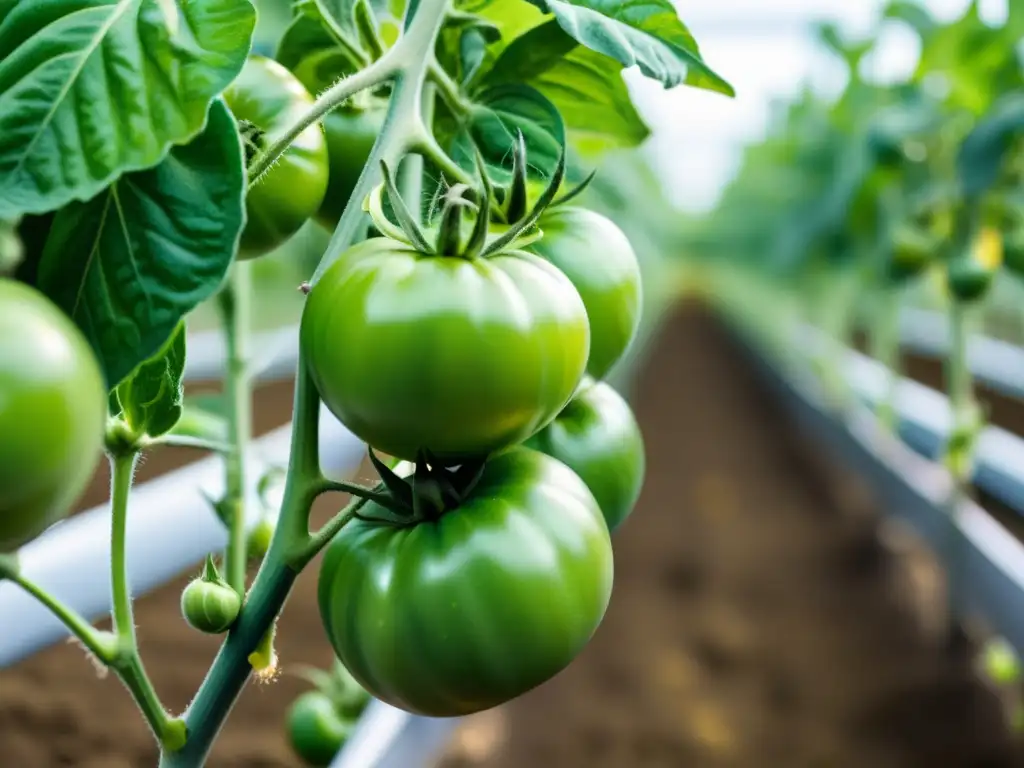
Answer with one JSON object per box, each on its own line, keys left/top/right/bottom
{"left": 108, "top": 451, "right": 186, "bottom": 752}
{"left": 159, "top": 366, "right": 324, "bottom": 767}
{"left": 293, "top": 497, "right": 369, "bottom": 570}
{"left": 218, "top": 262, "right": 254, "bottom": 594}
{"left": 942, "top": 298, "right": 978, "bottom": 636}
{"left": 247, "top": 54, "right": 400, "bottom": 185}
{"left": 110, "top": 452, "right": 139, "bottom": 646}
{"left": 144, "top": 434, "right": 233, "bottom": 454}
{"left": 313, "top": 476, "right": 392, "bottom": 506}
{"left": 311, "top": 0, "right": 455, "bottom": 285}
{"left": 2, "top": 569, "right": 118, "bottom": 662}
{"left": 429, "top": 61, "right": 470, "bottom": 116}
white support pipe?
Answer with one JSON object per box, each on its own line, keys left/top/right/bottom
{"left": 0, "top": 407, "right": 365, "bottom": 667}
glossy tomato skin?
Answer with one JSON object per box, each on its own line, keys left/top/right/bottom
{"left": 223, "top": 56, "right": 329, "bottom": 259}
{"left": 315, "top": 107, "right": 385, "bottom": 231}
{"left": 530, "top": 207, "right": 641, "bottom": 380}
{"left": 526, "top": 378, "right": 645, "bottom": 532}
{"left": 0, "top": 280, "right": 106, "bottom": 552}
{"left": 287, "top": 691, "right": 354, "bottom": 767}
{"left": 318, "top": 447, "right": 613, "bottom": 717}
{"left": 947, "top": 258, "right": 995, "bottom": 302}
{"left": 301, "top": 238, "right": 590, "bottom": 464}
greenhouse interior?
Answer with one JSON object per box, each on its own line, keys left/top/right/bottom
{"left": 3, "top": 0, "right": 1024, "bottom": 765}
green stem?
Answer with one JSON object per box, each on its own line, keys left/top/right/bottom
{"left": 314, "top": 477, "right": 392, "bottom": 505}
{"left": 409, "top": 126, "right": 476, "bottom": 188}
{"left": 5, "top": 571, "right": 118, "bottom": 662}
{"left": 110, "top": 452, "right": 139, "bottom": 645}
{"left": 871, "top": 286, "right": 902, "bottom": 436}
{"left": 218, "top": 262, "right": 253, "bottom": 594}
{"left": 295, "top": 497, "right": 368, "bottom": 570}
{"left": 159, "top": 367, "right": 323, "bottom": 767}
{"left": 310, "top": 0, "right": 454, "bottom": 286}
{"left": 144, "top": 435, "right": 233, "bottom": 454}
{"left": 247, "top": 53, "right": 401, "bottom": 184}
{"left": 109, "top": 452, "right": 186, "bottom": 752}
{"left": 943, "top": 299, "right": 977, "bottom": 635}
{"left": 428, "top": 61, "right": 470, "bottom": 116}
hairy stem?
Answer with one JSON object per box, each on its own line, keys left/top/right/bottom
{"left": 145, "top": 435, "right": 233, "bottom": 454}
{"left": 218, "top": 262, "right": 254, "bottom": 594}
{"left": 110, "top": 452, "right": 139, "bottom": 645}
{"left": 159, "top": 367, "right": 323, "bottom": 767}
{"left": 247, "top": 53, "right": 401, "bottom": 184}
{"left": 109, "top": 452, "right": 186, "bottom": 751}
{"left": 4, "top": 571, "right": 118, "bottom": 662}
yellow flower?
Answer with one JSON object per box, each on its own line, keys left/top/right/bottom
{"left": 973, "top": 226, "right": 1003, "bottom": 270}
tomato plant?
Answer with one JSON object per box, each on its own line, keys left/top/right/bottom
{"left": 224, "top": 56, "right": 330, "bottom": 259}
{"left": 0, "top": 0, "right": 732, "bottom": 762}
{"left": 684, "top": 0, "right": 1024, "bottom": 617}
{"left": 0, "top": 280, "right": 106, "bottom": 552}
{"left": 318, "top": 447, "right": 613, "bottom": 717}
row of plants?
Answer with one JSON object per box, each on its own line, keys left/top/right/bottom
{"left": 684, "top": 0, "right": 1024, "bottom": 732}
{"left": 0, "top": 0, "right": 733, "bottom": 765}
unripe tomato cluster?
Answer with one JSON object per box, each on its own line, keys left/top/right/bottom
{"left": 221, "top": 55, "right": 382, "bottom": 258}
{"left": 302, "top": 174, "right": 647, "bottom": 715}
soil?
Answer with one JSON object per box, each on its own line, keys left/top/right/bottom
{"left": 1, "top": 303, "right": 1020, "bottom": 768}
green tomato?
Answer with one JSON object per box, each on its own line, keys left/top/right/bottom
{"left": 287, "top": 691, "right": 355, "bottom": 767}
{"left": 301, "top": 238, "right": 590, "bottom": 464}
{"left": 317, "top": 447, "right": 613, "bottom": 717}
{"left": 315, "top": 107, "right": 386, "bottom": 231}
{"left": 223, "top": 56, "right": 329, "bottom": 259}
{"left": 525, "top": 378, "right": 645, "bottom": 532}
{"left": 180, "top": 577, "right": 241, "bottom": 634}
{"left": 885, "top": 225, "right": 935, "bottom": 283}
{"left": 0, "top": 280, "right": 106, "bottom": 553}
{"left": 946, "top": 257, "right": 994, "bottom": 303}
{"left": 246, "top": 514, "right": 276, "bottom": 561}
{"left": 530, "top": 207, "right": 642, "bottom": 380}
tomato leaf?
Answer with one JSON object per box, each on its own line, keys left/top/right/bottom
{"left": 484, "top": 21, "right": 649, "bottom": 156}
{"left": 449, "top": 84, "right": 566, "bottom": 184}
{"left": 35, "top": 99, "right": 245, "bottom": 388}
{"left": 168, "top": 398, "right": 229, "bottom": 443}
{"left": 958, "top": 93, "right": 1024, "bottom": 199}
{"left": 520, "top": 0, "right": 733, "bottom": 96}
{"left": 115, "top": 320, "right": 186, "bottom": 439}
{"left": 0, "top": 0, "right": 256, "bottom": 218}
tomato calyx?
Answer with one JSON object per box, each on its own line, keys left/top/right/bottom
{"left": 365, "top": 138, "right": 567, "bottom": 259}
{"left": 363, "top": 448, "right": 487, "bottom": 525}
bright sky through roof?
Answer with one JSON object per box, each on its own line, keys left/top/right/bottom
{"left": 638, "top": 0, "right": 1010, "bottom": 212}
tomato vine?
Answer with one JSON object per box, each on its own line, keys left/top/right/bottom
{"left": 0, "top": 0, "right": 734, "bottom": 763}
